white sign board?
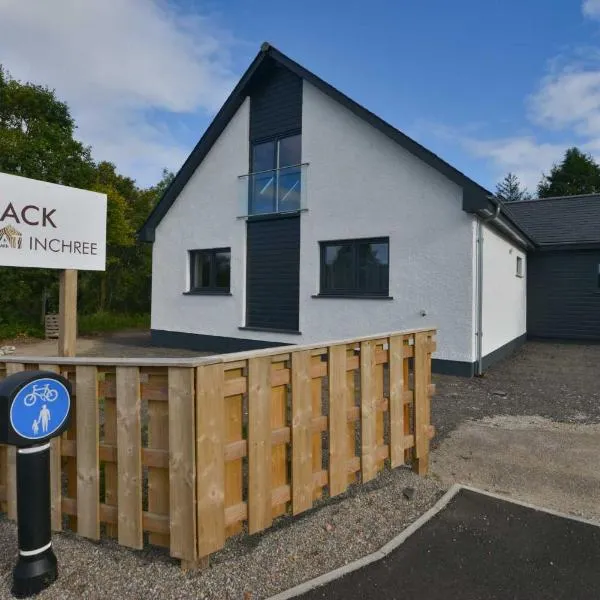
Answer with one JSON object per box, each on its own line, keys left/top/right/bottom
{"left": 0, "top": 172, "right": 107, "bottom": 271}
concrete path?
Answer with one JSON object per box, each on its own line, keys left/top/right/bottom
{"left": 432, "top": 415, "right": 600, "bottom": 522}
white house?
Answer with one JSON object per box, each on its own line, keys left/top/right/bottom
{"left": 139, "top": 43, "right": 533, "bottom": 376}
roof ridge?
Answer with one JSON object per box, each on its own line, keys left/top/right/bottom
{"left": 509, "top": 193, "right": 600, "bottom": 204}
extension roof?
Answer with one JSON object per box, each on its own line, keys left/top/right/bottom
{"left": 504, "top": 194, "right": 600, "bottom": 247}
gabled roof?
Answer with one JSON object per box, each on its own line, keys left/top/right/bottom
{"left": 139, "top": 43, "right": 533, "bottom": 245}
{"left": 503, "top": 194, "right": 600, "bottom": 247}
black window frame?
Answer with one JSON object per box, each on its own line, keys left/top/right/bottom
{"left": 188, "top": 247, "right": 231, "bottom": 294}
{"left": 319, "top": 237, "right": 390, "bottom": 298}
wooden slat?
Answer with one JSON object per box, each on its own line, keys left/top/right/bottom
{"left": 346, "top": 349, "right": 357, "bottom": 485}
{"left": 311, "top": 356, "right": 324, "bottom": 500}
{"left": 5, "top": 362, "right": 24, "bottom": 521}
{"left": 328, "top": 345, "right": 348, "bottom": 497}
{"left": 291, "top": 350, "right": 312, "bottom": 515}
{"left": 360, "top": 341, "right": 378, "bottom": 483}
{"left": 62, "top": 367, "right": 78, "bottom": 531}
{"left": 147, "top": 372, "right": 170, "bottom": 547}
{"left": 75, "top": 366, "right": 100, "bottom": 539}
{"left": 224, "top": 377, "right": 246, "bottom": 397}
{"left": 271, "top": 361, "right": 288, "bottom": 518}
{"left": 224, "top": 368, "right": 244, "bottom": 537}
{"left": 39, "top": 364, "right": 63, "bottom": 531}
{"left": 0, "top": 446, "right": 6, "bottom": 513}
{"left": 413, "top": 332, "right": 429, "bottom": 475}
{"left": 62, "top": 498, "right": 170, "bottom": 535}
{"left": 195, "top": 364, "right": 225, "bottom": 558}
{"left": 247, "top": 356, "right": 272, "bottom": 534}
{"left": 375, "top": 344, "right": 385, "bottom": 472}
{"left": 167, "top": 367, "right": 198, "bottom": 563}
{"left": 102, "top": 371, "right": 118, "bottom": 538}
{"left": 58, "top": 269, "right": 77, "bottom": 357}
{"left": 389, "top": 336, "right": 405, "bottom": 468}
{"left": 116, "top": 367, "right": 143, "bottom": 549}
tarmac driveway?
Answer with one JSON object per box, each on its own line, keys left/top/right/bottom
{"left": 431, "top": 341, "right": 600, "bottom": 521}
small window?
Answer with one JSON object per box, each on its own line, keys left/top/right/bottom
{"left": 516, "top": 256, "right": 524, "bottom": 278}
{"left": 320, "top": 238, "right": 389, "bottom": 297}
{"left": 189, "top": 248, "right": 231, "bottom": 293}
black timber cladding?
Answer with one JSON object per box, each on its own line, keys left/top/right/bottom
{"left": 249, "top": 60, "right": 302, "bottom": 141}
{"left": 246, "top": 215, "right": 300, "bottom": 331}
{"left": 527, "top": 250, "right": 600, "bottom": 340}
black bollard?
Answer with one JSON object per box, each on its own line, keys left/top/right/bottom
{"left": 12, "top": 442, "right": 57, "bottom": 598}
{"left": 0, "top": 370, "right": 72, "bottom": 598}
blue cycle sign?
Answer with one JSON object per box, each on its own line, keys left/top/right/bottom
{"left": 10, "top": 377, "right": 70, "bottom": 440}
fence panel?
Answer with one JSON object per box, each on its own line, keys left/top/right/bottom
{"left": 0, "top": 327, "right": 435, "bottom": 568}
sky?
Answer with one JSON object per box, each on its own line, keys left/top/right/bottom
{"left": 1, "top": 0, "right": 599, "bottom": 194}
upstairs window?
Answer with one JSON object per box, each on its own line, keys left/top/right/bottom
{"left": 189, "top": 248, "right": 231, "bottom": 293}
{"left": 320, "top": 238, "right": 389, "bottom": 297}
{"left": 249, "top": 134, "right": 302, "bottom": 215}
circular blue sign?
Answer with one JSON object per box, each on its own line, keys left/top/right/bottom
{"left": 10, "top": 377, "right": 70, "bottom": 440}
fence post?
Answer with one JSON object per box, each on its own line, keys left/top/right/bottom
{"left": 413, "top": 332, "right": 431, "bottom": 475}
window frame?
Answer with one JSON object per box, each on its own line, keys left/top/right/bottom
{"left": 516, "top": 255, "right": 524, "bottom": 278}
{"left": 249, "top": 132, "right": 302, "bottom": 216}
{"left": 319, "top": 237, "right": 390, "bottom": 298}
{"left": 187, "top": 247, "right": 231, "bottom": 294}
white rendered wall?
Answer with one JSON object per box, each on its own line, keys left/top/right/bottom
{"left": 298, "top": 82, "right": 475, "bottom": 362}
{"left": 481, "top": 223, "right": 527, "bottom": 356}
{"left": 152, "top": 84, "right": 478, "bottom": 363}
{"left": 151, "top": 98, "right": 250, "bottom": 337}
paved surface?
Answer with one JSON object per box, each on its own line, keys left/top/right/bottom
{"left": 297, "top": 489, "right": 600, "bottom": 600}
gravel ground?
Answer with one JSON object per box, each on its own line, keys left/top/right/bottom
{"left": 431, "top": 340, "right": 600, "bottom": 446}
{"left": 0, "top": 331, "right": 212, "bottom": 359}
{"left": 1, "top": 340, "right": 597, "bottom": 599}
{"left": 0, "top": 468, "right": 443, "bottom": 600}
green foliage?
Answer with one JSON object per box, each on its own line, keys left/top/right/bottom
{"left": 538, "top": 147, "right": 600, "bottom": 198}
{"left": 0, "top": 321, "right": 44, "bottom": 341}
{"left": 496, "top": 172, "right": 531, "bottom": 202}
{"left": 0, "top": 66, "right": 169, "bottom": 330}
{"left": 78, "top": 312, "right": 150, "bottom": 335}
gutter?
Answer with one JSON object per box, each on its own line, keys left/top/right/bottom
{"left": 475, "top": 201, "right": 501, "bottom": 376}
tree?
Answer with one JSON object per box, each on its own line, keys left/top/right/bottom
{"left": 0, "top": 66, "right": 166, "bottom": 332}
{"left": 538, "top": 147, "right": 600, "bottom": 198}
{"left": 496, "top": 172, "right": 531, "bottom": 202}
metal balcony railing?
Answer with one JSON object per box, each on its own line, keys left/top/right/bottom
{"left": 238, "top": 163, "right": 308, "bottom": 217}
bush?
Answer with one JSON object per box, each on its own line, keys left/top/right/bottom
{"left": 78, "top": 312, "right": 150, "bottom": 335}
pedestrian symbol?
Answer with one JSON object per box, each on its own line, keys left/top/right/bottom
{"left": 10, "top": 377, "right": 70, "bottom": 440}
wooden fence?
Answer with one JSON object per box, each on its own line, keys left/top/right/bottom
{"left": 0, "top": 327, "right": 436, "bottom": 568}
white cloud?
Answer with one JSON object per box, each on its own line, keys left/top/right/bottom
{"left": 0, "top": 0, "right": 238, "bottom": 186}
{"left": 583, "top": 0, "right": 600, "bottom": 19}
{"left": 464, "top": 136, "right": 564, "bottom": 192}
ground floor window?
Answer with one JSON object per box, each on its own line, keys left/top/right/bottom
{"left": 189, "top": 248, "right": 231, "bottom": 293}
{"left": 319, "top": 237, "right": 389, "bottom": 297}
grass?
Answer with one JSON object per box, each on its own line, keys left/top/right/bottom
{"left": 78, "top": 312, "right": 150, "bottom": 335}
{"left": 0, "top": 322, "right": 44, "bottom": 341}
{"left": 0, "top": 312, "right": 150, "bottom": 341}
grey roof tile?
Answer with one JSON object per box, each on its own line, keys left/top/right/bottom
{"left": 503, "top": 194, "right": 600, "bottom": 246}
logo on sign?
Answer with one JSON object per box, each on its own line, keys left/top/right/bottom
{"left": 10, "top": 378, "right": 70, "bottom": 440}
{"left": 0, "top": 225, "right": 22, "bottom": 249}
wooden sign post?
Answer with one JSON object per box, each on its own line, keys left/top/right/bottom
{"left": 58, "top": 270, "right": 77, "bottom": 358}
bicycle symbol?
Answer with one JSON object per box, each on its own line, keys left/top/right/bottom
{"left": 23, "top": 384, "right": 59, "bottom": 407}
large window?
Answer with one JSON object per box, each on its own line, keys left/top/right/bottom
{"left": 249, "top": 133, "right": 302, "bottom": 215}
{"left": 319, "top": 238, "right": 389, "bottom": 297}
{"left": 188, "top": 248, "right": 231, "bottom": 293}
